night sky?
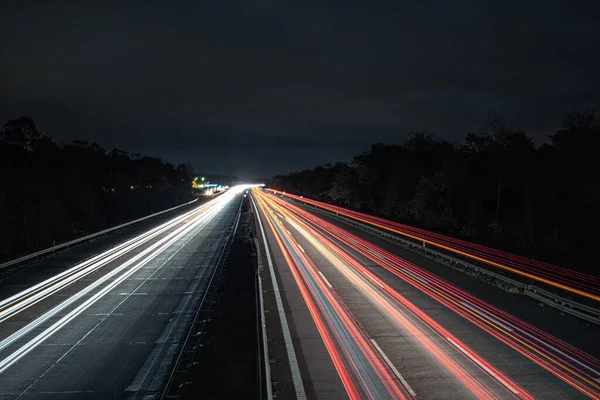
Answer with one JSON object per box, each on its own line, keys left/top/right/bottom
{"left": 1, "top": 1, "right": 599, "bottom": 178}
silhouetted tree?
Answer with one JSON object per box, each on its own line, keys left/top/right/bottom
{"left": 0, "top": 117, "right": 194, "bottom": 261}
{"left": 271, "top": 111, "right": 600, "bottom": 274}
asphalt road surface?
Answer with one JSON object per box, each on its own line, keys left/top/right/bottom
{"left": 0, "top": 190, "right": 242, "bottom": 400}
{"left": 252, "top": 189, "right": 600, "bottom": 400}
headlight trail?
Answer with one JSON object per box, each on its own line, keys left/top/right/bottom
{"left": 271, "top": 190, "right": 600, "bottom": 303}
{"left": 258, "top": 189, "right": 600, "bottom": 399}
{"left": 0, "top": 190, "right": 239, "bottom": 374}
{"left": 0, "top": 199, "right": 217, "bottom": 323}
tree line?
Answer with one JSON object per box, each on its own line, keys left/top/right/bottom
{"left": 0, "top": 116, "right": 194, "bottom": 262}
{"left": 271, "top": 111, "right": 600, "bottom": 274}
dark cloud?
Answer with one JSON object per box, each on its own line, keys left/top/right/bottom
{"left": 1, "top": 1, "right": 599, "bottom": 176}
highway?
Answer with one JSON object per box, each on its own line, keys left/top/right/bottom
{"left": 0, "top": 188, "right": 243, "bottom": 400}
{"left": 252, "top": 188, "right": 600, "bottom": 400}
{"left": 272, "top": 191, "right": 600, "bottom": 304}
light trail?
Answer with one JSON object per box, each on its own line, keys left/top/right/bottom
{"left": 260, "top": 189, "right": 600, "bottom": 399}
{"left": 0, "top": 200, "right": 218, "bottom": 323}
{"left": 0, "top": 189, "right": 241, "bottom": 374}
{"left": 271, "top": 190, "right": 600, "bottom": 303}
{"left": 255, "top": 193, "right": 413, "bottom": 399}
{"left": 258, "top": 190, "right": 533, "bottom": 400}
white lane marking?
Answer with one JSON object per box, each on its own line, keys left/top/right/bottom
{"left": 370, "top": 339, "right": 417, "bottom": 397}
{"left": 0, "top": 197, "right": 232, "bottom": 353}
{"left": 252, "top": 197, "right": 306, "bottom": 400}
{"left": 88, "top": 313, "right": 123, "bottom": 316}
{"left": 124, "top": 231, "right": 217, "bottom": 393}
{"left": 445, "top": 337, "right": 519, "bottom": 395}
{"left": 0, "top": 200, "right": 216, "bottom": 320}
{"left": 0, "top": 197, "right": 231, "bottom": 373}
{"left": 297, "top": 244, "right": 305, "bottom": 253}
{"left": 12, "top": 198, "right": 234, "bottom": 400}
{"left": 40, "top": 391, "right": 95, "bottom": 394}
{"left": 318, "top": 271, "right": 333, "bottom": 289}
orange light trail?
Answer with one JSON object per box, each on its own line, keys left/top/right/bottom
{"left": 271, "top": 190, "right": 600, "bottom": 303}
{"left": 254, "top": 193, "right": 411, "bottom": 399}
{"left": 260, "top": 190, "right": 533, "bottom": 400}
{"left": 259, "top": 189, "right": 600, "bottom": 399}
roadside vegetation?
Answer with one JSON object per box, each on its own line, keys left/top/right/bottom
{"left": 0, "top": 116, "right": 194, "bottom": 261}
{"left": 272, "top": 111, "right": 600, "bottom": 275}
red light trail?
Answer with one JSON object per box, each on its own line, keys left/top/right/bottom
{"left": 271, "top": 190, "right": 600, "bottom": 303}
{"left": 256, "top": 189, "right": 600, "bottom": 399}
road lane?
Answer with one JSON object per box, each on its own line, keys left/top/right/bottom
{"left": 0, "top": 196, "right": 222, "bottom": 332}
{"left": 257, "top": 194, "right": 414, "bottom": 399}
{"left": 255, "top": 191, "right": 522, "bottom": 399}
{"left": 254, "top": 188, "right": 600, "bottom": 399}
{"left": 0, "top": 189, "right": 242, "bottom": 399}
{"left": 253, "top": 196, "right": 345, "bottom": 400}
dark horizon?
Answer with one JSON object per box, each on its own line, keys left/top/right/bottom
{"left": 2, "top": 1, "right": 599, "bottom": 177}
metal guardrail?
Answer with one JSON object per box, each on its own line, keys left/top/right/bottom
{"left": 298, "top": 201, "right": 600, "bottom": 326}
{"left": 0, "top": 197, "right": 200, "bottom": 271}
{"left": 525, "top": 286, "right": 600, "bottom": 325}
